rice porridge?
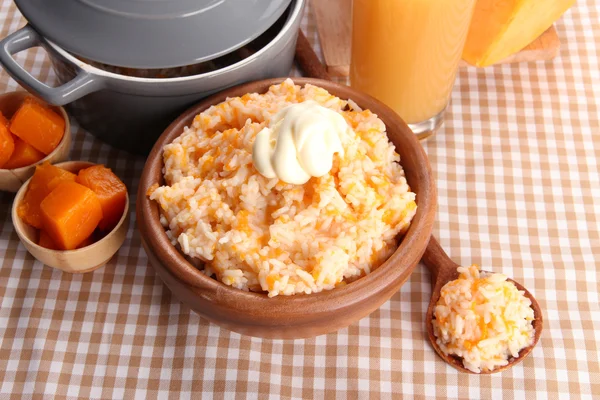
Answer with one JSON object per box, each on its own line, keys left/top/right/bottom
{"left": 148, "top": 79, "right": 417, "bottom": 297}
{"left": 432, "top": 265, "right": 535, "bottom": 373}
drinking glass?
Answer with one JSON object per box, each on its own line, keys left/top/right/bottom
{"left": 350, "top": 0, "right": 476, "bottom": 139}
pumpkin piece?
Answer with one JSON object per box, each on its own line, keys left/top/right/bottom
{"left": 38, "top": 229, "right": 59, "bottom": 250}
{"left": 40, "top": 181, "right": 103, "bottom": 250}
{"left": 77, "top": 165, "right": 127, "bottom": 231}
{"left": 0, "top": 123, "right": 15, "bottom": 168}
{"left": 3, "top": 137, "right": 45, "bottom": 169}
{"left": 0, "top": 111, "right": 9, "bottom": 127}
{"left": 9, "top": 97, "right": 65, "bottom": 155}
{"left": 462, "top": 0, "right": 576, "bottom": 67}
{"left": 17, "top": 162, "right": 77, "bottom": 228}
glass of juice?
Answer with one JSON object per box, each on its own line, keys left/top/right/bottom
{"left": 350, "top": 0, "right": 476, "bottom": 140}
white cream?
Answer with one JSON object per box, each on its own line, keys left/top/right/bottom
{"left": 252, "top": 101, "right": 348, "bottom": 184}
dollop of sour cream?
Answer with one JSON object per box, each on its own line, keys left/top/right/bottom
{"left": 252, "top": 101, "right": 349, "bottom": 185}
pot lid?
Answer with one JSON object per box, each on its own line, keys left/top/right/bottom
{"left": 15, "top": 0, "right": 292, "bottom": 69}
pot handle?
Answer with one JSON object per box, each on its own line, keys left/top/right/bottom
{"left": 0, "top": 25, "right": 104, "bottom": 106}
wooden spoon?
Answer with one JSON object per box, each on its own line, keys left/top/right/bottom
{"left": 421, "top": 236, "right": 543, "bottom": 374}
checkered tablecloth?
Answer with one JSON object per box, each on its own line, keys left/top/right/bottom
{"left": 1, "top": 1, "right": 598, "bottom": 398}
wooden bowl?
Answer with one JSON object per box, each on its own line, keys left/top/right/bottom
{"left": 137, "top": 78, "right": 437, "bottom": 339}
{"left": 11, "top": 161, "right": 130, "bottom": 273}
{"left": 0, "top": 91, "right": 71, "bottom": 192}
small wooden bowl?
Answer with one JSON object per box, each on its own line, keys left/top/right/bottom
{"left": 0, "top": 91, "right": 71, "bottom": 192}
{"left": 137, "top": 78, "right": 437, "bottom": 339}
{"left": 11, "top": 161, "right": 130, "bottom": 273}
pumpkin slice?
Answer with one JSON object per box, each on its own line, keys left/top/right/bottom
{"left": 9, "top": 97, "right": 65, "bottom": 155}
{"left": 18, "top": 162, "right": 77, "bottom": 228}
{"left": 0, "top": 122, "right": 15, "bottom": 168}
{"left": 77, "top": 165, "right": 127, "bottom": 231}
{"left": 462, "top": 0, "right": 576, "bottom": 67}
{"left": 3, "top": 137, "right": 45, "bottom": 169}
{"left": 40, "top": 181, "right": 103, "bottom": 250}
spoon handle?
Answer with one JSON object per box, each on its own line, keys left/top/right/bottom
{"left": 421, "top": 236, "right": 460, "bottom": 290}
{"left": 295, "top": 30, "right": 331, "bottom": 81}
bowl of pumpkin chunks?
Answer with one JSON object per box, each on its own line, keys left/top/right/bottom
{"left": 11, "top": 161, "right": 130, "bottom": 273}
{"left": 0, "top": 91, "right": 71, "bottom": 192}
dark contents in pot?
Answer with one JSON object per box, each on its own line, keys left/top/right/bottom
{"left": 79, "top": 8, "right": 288, "bottom": 78}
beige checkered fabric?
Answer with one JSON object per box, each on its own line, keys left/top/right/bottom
{"left": 0, "top": 1, "right": 598, "bottom": 398}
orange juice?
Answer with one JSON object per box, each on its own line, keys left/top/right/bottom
{"left": 350, "top": 0, "right": 476, "bottom": 130}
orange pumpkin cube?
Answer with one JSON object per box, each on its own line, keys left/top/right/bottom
{"left": 18, "top": 163, "right": 77, "bottom": 228}
{"left": 3, "top": 137, "right": 45, "bottom": 169}
{"left": 38, "top": 229, "right": 59, "bottom": 250}
{"left": 38, "top": 226, "right": 95, "bottom": 250}
{"left": 9, "top": 98, "right": 65, "bottom": 155}
{"left": 0, "top": 123, "right": 15, "bottom": 168}
{"left": 40, "top": 181, "right": 103, "bottom": 250}
{"left": 77, "top": 165, "right": 127, "bottom": 231}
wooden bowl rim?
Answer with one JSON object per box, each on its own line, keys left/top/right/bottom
{"left": 11, "top": 160, "right": 130, "bottom": 256}
{"left": 137, "top": 77, "right": 437, "bottom": 314}
{"left": 0, "top": 90, "right": 71, "bottom": 173}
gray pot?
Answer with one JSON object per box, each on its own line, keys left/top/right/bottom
{"left": 0, "top": 0, "right": 305, "bottom": 154}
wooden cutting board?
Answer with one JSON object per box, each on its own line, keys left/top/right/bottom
{"left": 312, "top": 0, "right": 561, "bottom": 77}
